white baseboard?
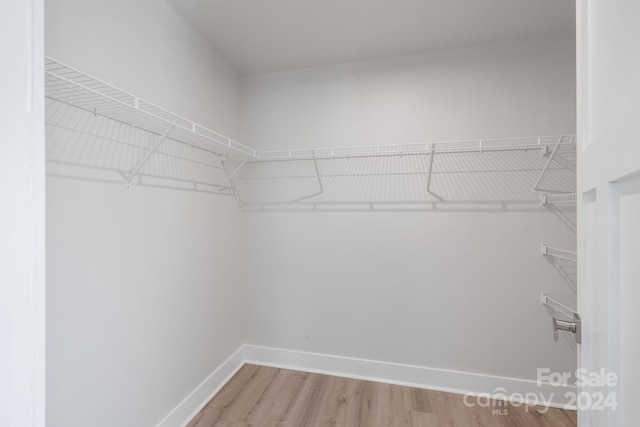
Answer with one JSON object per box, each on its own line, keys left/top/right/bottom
{"left": 154, "top": 346, "right": 245, "bottom": 427}
{"left": 158, "top": 344, "right": 576, "bottom": 427}
{"left": 244, "top": 345, "right": 577, "bottom": 410}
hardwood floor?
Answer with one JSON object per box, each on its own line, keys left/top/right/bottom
{"left": 187, "top": 364, "right": 577, "bottom": 427}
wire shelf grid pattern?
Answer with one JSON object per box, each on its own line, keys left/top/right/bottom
{"left": 44, "top": 56, "right": 576, "bottom": 205}
{"left": 248, "top": 136, "right": 574, "bottom": 161}
{"left": 45, "top": 57, "right": 255, "bottom": 158}
{"left": 45, "top": 98, "right": 232, "bottom": 193}
{"left": 541, "top": 293, "right": 577, "bottom": 319}
{"left": 228, "top": 141, "right": 576, "bottom": 207}
{"left": 542, "top": 193, "right": 578, "bottom": 205}
{"left": 533, "top": 141, "right": 576, "bottom": 197}
{"left": 541, "top": 244, "right": 577, "bottom": 262}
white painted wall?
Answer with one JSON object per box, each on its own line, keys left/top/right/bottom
{"left": 0, "top": 0, "right": 45, "bottom": 425}
{"left": 242, "top": 35, "right": 575, "bottom": 150}
{"left": 241, "top": 35, "right": 578, "bottom": 382}
{"left": 45, "top": 1, "right": 246, "bottom": 426}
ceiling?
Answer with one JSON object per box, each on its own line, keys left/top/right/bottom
{"left": 166, "top": 0, "right": 575, "bottom": 75}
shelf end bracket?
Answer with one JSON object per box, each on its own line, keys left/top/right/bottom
{"left": 220, "top": 157, "right": 249, "bottom": 191}
{"left": 124, "top": 119, "right": 179, "bottom": 189}
{"left": 426, "top": 143, "right": 443, "bottom": 201}
{"left": 312, "top": 150, "right": 324, "bottom": 196}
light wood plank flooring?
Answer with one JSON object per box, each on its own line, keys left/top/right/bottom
{"left": 187, "top": 364, "right": 576, "bottom": 427}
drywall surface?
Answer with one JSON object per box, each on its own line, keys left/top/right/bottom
{"left": 241, "top": 35, "right": 578, "bottom": 381}
{"left": 45, "top": 1, "right": 246, "bottom": 426}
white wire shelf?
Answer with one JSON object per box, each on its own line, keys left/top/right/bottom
{"left": 540, "top": 244, "right": 577, "bottom": 262}
{"left": 45, "top": 56, "right": 256, "bottom": 158}
{"left": 247, "top": 135, "right": 575, "bottom": 162}
{"left": 540, "top": 193, "right": 577, "bottom": 205}
{"left": 227, "top": 143, "right": 576, "bottom": 207}
{"left": 44, "top": 56, "right": 576, "bottom": 202}
{"left": 533, "top": 139, "right": 576, "bottom": 196}
{"left": 540, "top": 292, "right": 577, "bottom": 319}
{"left": 44, "top": 56, "right": 576, "bottom": 163}
{"left": 45, "top": 96, "right": 236, "bottom": 194}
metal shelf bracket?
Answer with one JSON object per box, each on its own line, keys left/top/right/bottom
{"left": 311, "top": 151, "right": 324, "bottom": 197}
{"left": 540, "top": 193, "right": 578, "bottom": 206}
{"left": 220, "top": 157, "right": 249, "bottom": 191}
{"left": 425, "top": 143, "right": 444, "bottom": 201}
{"left": 553, "top": 314, "right": 581, "bottom": 344}
{"left": 124, "top": 119, "right": 179, "bottom": 189}
{"left": 289, "top": 151, "right": 325, "bottom": 203}
{"left": 540, "top": 292, "right": 581, "bottom": 344}
{"left": 540, "top": 243, "right": 577, "bottom": 262}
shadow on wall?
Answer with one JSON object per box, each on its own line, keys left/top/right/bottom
{"left": 545, "top": 203, "right": 577, "bottom": 234}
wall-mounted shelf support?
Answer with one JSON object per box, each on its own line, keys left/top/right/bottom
{"left": 540, "top": 292, "right": 576, "bottom": 318}
{"left": 532, "top": 136, "right": 564, "bottom": 194}
{"left": 311, "top": 151, "right": 324, "bottom": 197}
{"left": 541, "top": 193, "right": 577, "bottom": 206}
{"left": 540, "top": 293, "right": 581, "bottom": 344}
{"left": 541, "top": 144, "right": 550, "bottom": 156}
{"left": 289, "top": 151, "right": 325, "bottom": 203}
{"left": 220, "top": 158, "right": 249, "bottom": 191}
{"left": 425, "top": 143, "right": 444, "bottom": 201}
{"left": 124, "top": 119, "right": 179, "bottom": 190}
{"left": 426, "top": 143, "right": 436, "bottom": 194}
{"left": 540, "top": 243, "right": 577, "bottom": 262}
{"left": 553, "top": 314, "right": 581, "bottom": 344}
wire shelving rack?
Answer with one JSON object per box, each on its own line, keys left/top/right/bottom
{"left": 45, "top": 56, "right": 582, "bottom": 340}
{"left": 45, "top": 56, "right": 577, "bottom": 200}
{"left": 45, "top": 57, "right": 256, "bottom": 158}
{"left": 42, "top": 51, "right": 578, "bottom": 237}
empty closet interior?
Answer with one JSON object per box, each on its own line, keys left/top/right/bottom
{"left": 45, "top": 0, "right": 578, "bottom": 426}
